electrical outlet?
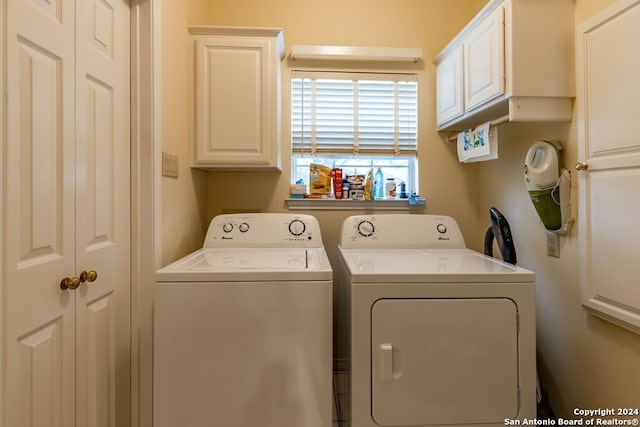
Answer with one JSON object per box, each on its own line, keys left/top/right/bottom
{"left": 546, "top": 232, "right": 560, "bottom": 258}
{"left": 162, "top": 152, "right": 179, "bottom": 178}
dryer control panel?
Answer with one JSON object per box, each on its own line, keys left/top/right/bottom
{"left": 339, "top": 214, "right": 466, "bottom": 249}
{"left": 204, "top": 213, "right": 323, "bottom": 248}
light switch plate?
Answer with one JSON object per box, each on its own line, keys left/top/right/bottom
{"left": 162, "top": 152, "right": 179, "bottom": 178}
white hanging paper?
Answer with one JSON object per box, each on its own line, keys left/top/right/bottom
{"left": 457, "top": 121, "right": 498, "bottom": 163}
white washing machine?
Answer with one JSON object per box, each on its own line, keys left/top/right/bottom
{"left": 337, "top": 214, "right": 536, "bottom": 427}
{"left": 154, "top": 213, "right": 333, "bottom": 427}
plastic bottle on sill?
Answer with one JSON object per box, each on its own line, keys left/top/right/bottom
{"left": 398, "top": 181, "right": 407, "bottom": 198}
{"left": 385, "top": 177, "right": 396, "bottom": 199}
{"left": 373, "top": 167, "right": 384, "bottom": 200}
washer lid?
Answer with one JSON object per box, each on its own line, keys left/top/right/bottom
{"left": 339, "top": 248, "right": 534, "bottom": 283}
{"left": 157, "top": 248, "right": 332, "bottom": 282}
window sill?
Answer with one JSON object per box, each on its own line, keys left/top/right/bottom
{"left": 285, "top": 198, "right": 425, "bottom": 210}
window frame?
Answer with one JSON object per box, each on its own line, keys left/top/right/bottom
{"left": 291, "top": 155, "right": 418, "bottom": 195}
{"left": 290, "top": 70, "right": 419, "bottom": 196}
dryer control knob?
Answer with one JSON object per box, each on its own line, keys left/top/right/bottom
{"left": 222, "top": 223, "right": 233, "bottom": 233}
{"left": 357, "top": 220, "right": 375, "bottom": 237}
{"left": 288, "top": 219, "right": 306, "bottom": 236}
{"left": 436, "top": 223, "right": 447, "bottom": 234}
{"left": 238, "top": 222, "right": 250, "bottom": 233}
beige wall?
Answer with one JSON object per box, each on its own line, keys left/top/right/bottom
{"left": 203, "top": 0, "right": 487, "bottom": 264}
{"left": 160, "top": 0, "right": 211, "bottom": 265}
{"left": 477, "top": 0, "right": 640, "bottom": 418}
{"left": 160, "top": 0, "right": 640, "bottom": 417}
{"left": 201, "top": 0, "right": 487, "bottom": 365}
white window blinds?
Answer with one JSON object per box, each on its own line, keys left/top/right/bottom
{"left": 291, "top": 71, "right": 418, "bottom": 156}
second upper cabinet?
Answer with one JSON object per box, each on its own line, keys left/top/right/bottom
{"left": 190, "top": 26, "right": 285, "bottom": 170}
{"left": 434, "top": 0, "right": 574, "bottom": 131}
{"left": 463, "top": 5, "right": 505, "bottom": 112}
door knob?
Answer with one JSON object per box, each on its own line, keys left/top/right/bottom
{"left": 60, "top": 276, "right": 81, "bottom": 291}
{"left": 575, "top": 162, "right": 589, "bottom": 171}
{"left": 79, "top": 270, "right": 98, "bottom": 283}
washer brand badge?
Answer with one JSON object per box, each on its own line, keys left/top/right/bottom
{"left": 438, "top": 236, "right": 450, "bottom": 240}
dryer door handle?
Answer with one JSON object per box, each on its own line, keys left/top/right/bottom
{"left": 378, "top": 343, "right": 393, "bottom": 382}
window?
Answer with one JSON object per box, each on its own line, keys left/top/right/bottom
{"left": 291, "top": 71, "right": 418, "bottom": 194}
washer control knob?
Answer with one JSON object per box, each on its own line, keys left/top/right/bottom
{"left": 357, "top": 220, "right": 375, "bottom": 237}
{"left": 222, "top": 223, "right": 233, "bottom": 233}
{"left": 239, "top": 222, "right": 250, "bottom": 233}
{"left": 288, "top": 219, "right": 306, "bottom": 236}
{"left": 436, "top": 223, "right": 447, "bottom": 234}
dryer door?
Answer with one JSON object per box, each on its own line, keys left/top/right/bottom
{"left": 371, "top": 298, "right": 519, "bottom": 426}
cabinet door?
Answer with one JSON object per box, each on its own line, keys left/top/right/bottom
{"left": 464, "top": 5, "right": 505, "bottom": 112}
{"left": 194, "top": 36, "right": 281, "bottom": 169}
{"left": 576, "top": 0, "right": 640, "bottom": 333}
{"left": 436, "top": 44, "right": 464, "bottom": 126}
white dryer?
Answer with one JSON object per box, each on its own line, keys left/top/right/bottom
{"left": 154, "top": 213, "right": 333, "bottom": 427}
{"left": 337, "top": 214, "right": 536, "bottom": 427}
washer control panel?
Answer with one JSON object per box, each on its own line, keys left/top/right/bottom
{"left": 339, "top": 214, "right": 466, "bottom": 249}
{"left": 204, "top": 213, "right": 323, "bottom": 248}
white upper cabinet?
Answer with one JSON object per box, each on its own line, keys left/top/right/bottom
{"left": 434, "top": 0, "right": 574, "bottom": 131}
{"left": 190, "top": 26, "right": 285, "bottom": 170}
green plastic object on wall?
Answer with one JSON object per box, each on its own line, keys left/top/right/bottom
{"left": 524, "top": 140, "right": 564, "bottom": 231}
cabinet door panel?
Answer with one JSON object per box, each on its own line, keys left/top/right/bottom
{"left": 464, "top": 6, "right": 505, "bottom": 111}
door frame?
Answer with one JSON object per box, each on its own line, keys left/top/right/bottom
{"left": 0, "top": 0, "right": 5, "bottom": 420}
{"left": 130, "top": 0, "right": 161, "bottom": 426}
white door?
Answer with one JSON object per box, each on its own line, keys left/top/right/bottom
{"left": 4, "top": 0, "right": 131, "bottom": 426}
{"left": 371, "top": 298, "right": 519, "bottom": 426}
{"left": 576, "top": 0, "right": 640, "bottom": 334}
{"left": 75, "top": 0, "right": 131, "bottom": 425}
